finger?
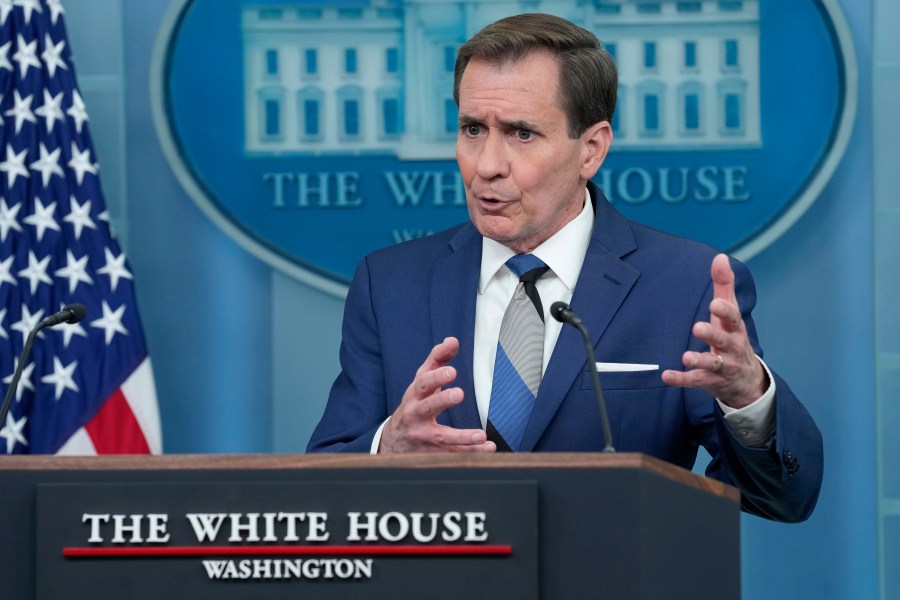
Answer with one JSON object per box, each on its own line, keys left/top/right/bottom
{"left": 430, "top": 424, "right": 491, "bottom": 448}
{"left": 412, "top": 365, "right": 457, "bottom": 400}
{"left": 416, "top": 386, "right": 465, "bottom": 419}
{"left": 711, "top": 254, "right": 737, "bottom": 305}
{"left": 662, "top": 366, "right": 722, "bottom": 389}
{"left": 681, "top": 350, "right": 725, "bottom": 373}
{"left": 691, "top": 321, "right": 730, "bottom": 353}
{"left": 709, "top": 297, "right": 742, "bottom": 333}
{"left": 417, "top": 337, "right": 460, "bottom": 375}
{"left": 662, "top": 368, "right": 705, "bottom": 388}
{"left": 447, "top": 441, "right": 497, "bottom": 453}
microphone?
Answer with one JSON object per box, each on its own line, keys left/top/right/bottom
{"left": 39, "top": 304, "right": 88, "bottom": 328}
{"left": 551, "top": 301, "right": 615, "bottom": 452}
{"left": 0, "top": 304, "right": 88, "bottom": 430}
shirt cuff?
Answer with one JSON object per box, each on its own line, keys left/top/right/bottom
{"left": 370, "top": 418, "right": 389, "bottom": 454}
{"left": 716, "top": 356, "right": 776, "bottom": 447}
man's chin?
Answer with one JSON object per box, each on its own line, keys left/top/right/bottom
{"left": 473, "top": 217, "right": 516, "bottom": 243}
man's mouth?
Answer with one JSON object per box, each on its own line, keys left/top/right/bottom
{"left": 475, "top": 194, "right": 512, "bottom": 208}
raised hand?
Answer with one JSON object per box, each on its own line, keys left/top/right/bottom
{"left": 662, "top": 254, "right": 767, "bottom": 408}
{"left": 379, "top": 337, "right": 497, "bottom": 453}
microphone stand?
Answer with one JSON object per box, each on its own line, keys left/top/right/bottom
{"left": 1, "top": 325, "right": 46, "bottom": 428}
{"left": 0, "top": 305, "right": 87, "bottom": 431}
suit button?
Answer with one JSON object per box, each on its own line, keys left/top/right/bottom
{"left": 783, "top": 449, "right": 799, "bottom": 476}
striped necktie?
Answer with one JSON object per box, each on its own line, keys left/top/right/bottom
{"left": 487, "top": 254, "right": 550, "bottom": 452}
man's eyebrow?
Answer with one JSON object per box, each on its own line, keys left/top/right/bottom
{"left": 457, "top": 114, "right": 542, "bottom": 131}
{"left": 501, "top": 118, "right": 541, "bottom": 131}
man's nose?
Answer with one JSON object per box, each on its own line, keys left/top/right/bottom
{"left": 475, "top": 132, "right": 510, "bottom": 180}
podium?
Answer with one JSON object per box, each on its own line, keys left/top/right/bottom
{"left": 0, "top": 453, "right": 739, "bottom": 599}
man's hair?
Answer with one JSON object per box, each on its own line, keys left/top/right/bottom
{"left": 453, "top": 13, "right": 617, "bottom": 139}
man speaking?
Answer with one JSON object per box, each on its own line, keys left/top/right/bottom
{"left": 307, "top": 13, "right": 823, "bottom": 523}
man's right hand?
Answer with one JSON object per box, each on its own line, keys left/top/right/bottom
{"left": 379, "top": 337, "right": 497, "bottom": 453}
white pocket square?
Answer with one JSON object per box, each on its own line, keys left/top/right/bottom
{"left": 595, "top": 362, "right": 659, "bottom": 372}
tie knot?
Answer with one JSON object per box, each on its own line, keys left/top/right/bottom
{"left": 506, "top": 254, "right": 547, "bottom": 281}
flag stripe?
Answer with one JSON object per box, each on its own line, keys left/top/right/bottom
{"left": 85, "top": 388, "right": 151, "bottom": 454}
{"left": 120, "top": 358, "right": 163, "bottom": 454}
{"left": 56, "top": 427, "right": 97, "bottom": 455}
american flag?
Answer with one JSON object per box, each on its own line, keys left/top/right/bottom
{"left": 0, "top": 0, "right": 161, "bottom": 454}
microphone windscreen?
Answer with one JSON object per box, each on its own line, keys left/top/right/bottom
{"left": 64, "top": 303, "right": 88, "bottom": 324}
{"left": 550, "top": 301, "right": 569, "bottom": 322}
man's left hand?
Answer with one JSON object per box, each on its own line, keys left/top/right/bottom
{"left": 662, "top": 253, "right": 767, "bottom": 408}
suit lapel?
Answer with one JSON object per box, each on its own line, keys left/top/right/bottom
{"left": 519, "top": 185, "right": 640, "bottom": 451}
{"left": 430, "top": 224, "right": 482, "bottom": 430}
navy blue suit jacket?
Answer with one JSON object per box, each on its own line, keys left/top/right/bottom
{"left": 307, "top": 184, "right": 823, "bottom": 522}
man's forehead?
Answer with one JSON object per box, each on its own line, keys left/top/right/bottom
{"left": 464, "top": 49, "right": 559, "bottom": 77}
{"left": 458, "top": 51, "right": 562, "bottom": 108}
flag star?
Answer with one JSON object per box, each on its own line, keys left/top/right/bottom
{"left": 97, "top": 247, "right": 132, "bottom": 291}
{"left": 0, "top": 306, "right": 6, "bottom": 338}
{"left": 46, "top": 0, "right": 64, "bottom": 24}
{"left": 55, "top": 312, "right": 88, "bottom": 348}
{"left": 0, "top": 0, "right": 12, "bottom": 26}
{"left": 0, "top": 144, "right": 30, "bottom": 187}
{"left": 0, "top": 198, "right": 24, "bottom": 241}
{"left": 90, "top": 301, "right": 128, "bottom": 345}
{"left": 11, "top": 304, "right": 44, "bottom": 340}
{"left": 41, "top": 34, "right": 67, "bottom": 78}
{"left": 4, "top": 90, "right": 37, "bottom": 134}
{"left": 23, "top": 198, "right": 60, "bottom": 241}
{"left": 67, "top": 142, "right": 98, "bottom": 185}
{"left": 12, "top": 0, "right": 42, "bottom": 25}
{"left": 12, "top": 34, "right": 40, "bottom": 77}
{"left": 0, "top": 40, "right": 11, "bottom": 71}
{"left": 0, "top": 255, "right": 16, "bottom": 287}
{"left": 34, "top": 89, "right": 65, "bottom": 133}
{"left": 67, "top": 90, "right": 89, "bottom": 134}
{"left": 2, "top": 359, "right": 35, "bottom": 401}
{"left": 63, "top": 197, "right": 97, "bottom": 240}
{"left": 0, "top": 412, "right": 28, "bottom": 453}
{"left": 41, "top": 356, "right": 79, "bottom": 401}
{"left": 29, "top": 143, "right": 64, "bottom": 187}
{"left": 97, "top": 210, "right": 118, "bottom": 238}
{"left": 54, "top": 249, "right": 93, "bottom": 293}
{"left": 17, "top": 250, "right": 52, "bottom": 294}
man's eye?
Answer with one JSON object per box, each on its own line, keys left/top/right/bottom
{"left": 464, "top": 124, "right": 481, "bottom": 136}
{"left": 515, "top": 129, "right": 534, "bottom": 141}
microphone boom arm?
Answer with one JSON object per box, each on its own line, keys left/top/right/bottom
{"left": 551, "top": 301, "right": 615, "bottom": 452}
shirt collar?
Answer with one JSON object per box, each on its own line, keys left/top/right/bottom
{"left": 479, "top": 187, "right": 594, "bottom": 293}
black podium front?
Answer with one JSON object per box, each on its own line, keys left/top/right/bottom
{"left": 0, "top": 453, "right": 739, "bottom": 599}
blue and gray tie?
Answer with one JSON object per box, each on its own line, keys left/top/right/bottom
{"left": 487, "top": 254, "right": 550, "bottom": 452}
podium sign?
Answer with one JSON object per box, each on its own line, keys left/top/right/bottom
{"left": 35, "top": 481, "right": 538, "bottom": 600}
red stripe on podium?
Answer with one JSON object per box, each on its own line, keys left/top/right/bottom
{"left": 63, "top": 545, "right": 513, "bottom": 558}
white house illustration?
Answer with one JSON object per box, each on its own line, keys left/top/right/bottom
{"left": 242, "top": 0, "right": 761, "bottom": 157}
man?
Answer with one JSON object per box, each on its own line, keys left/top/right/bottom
{"left": 307, "top": 13, "right": 822, "bottom": 523}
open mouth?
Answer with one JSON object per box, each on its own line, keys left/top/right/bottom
{"left": 476, "top": 194, "right": 511, "bottom": 209}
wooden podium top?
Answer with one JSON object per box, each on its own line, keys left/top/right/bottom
{"left": 0, "top": 452, "right": 739, "bottom": 503}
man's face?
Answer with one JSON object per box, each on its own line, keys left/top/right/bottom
{"left": 456, "top": 50, "right": 610, "bottom": 254}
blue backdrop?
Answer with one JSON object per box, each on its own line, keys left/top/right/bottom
{"left": 64, "top": 0, "right": 889, "bottom": 597}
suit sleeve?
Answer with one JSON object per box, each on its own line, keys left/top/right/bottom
{"left": 691, "top": 258, "right": 824, "bottom": 522}
{"left": 306, "top": 257, "right": 387, "bottom": 453}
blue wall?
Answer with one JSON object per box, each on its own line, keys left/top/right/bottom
{"left": 66, "top": 0, "right": 884, "bottom": 597}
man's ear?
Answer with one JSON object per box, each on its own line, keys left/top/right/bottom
{"left": 580, "top": 121, "right": 613, "bottom": 179}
